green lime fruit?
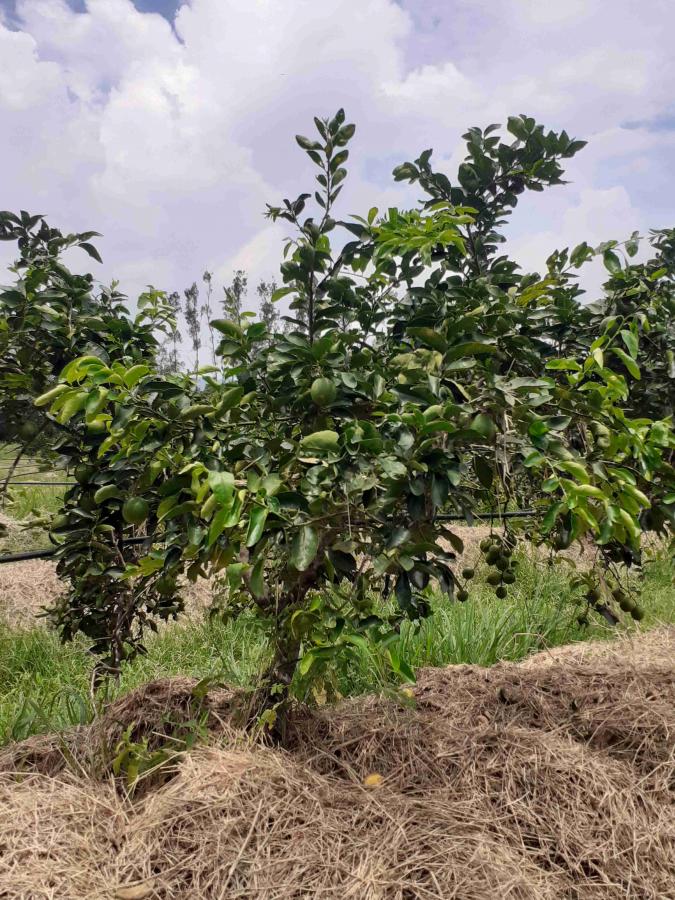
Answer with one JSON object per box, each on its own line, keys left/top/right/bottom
{"left": 78, "top": 494, "right": 97, "bottom": 513}
{"left": 485, "top": 548, "right": 500, "bottom": 566}
{"left": 18, "top": 421, "right": 39, "bottom": 441}
{"left": 156, "top": 575, "right": 176, "bottom": 596}
{"left": 457, "top": 589, "right": 469, "bottom": 602}
{"left": 495, "top": 585, "right": 507, "bottom": 599}
{"left": 630, "top": 607, "right": 644, "bottom": 621}
{"left": 586, "top": 587, "right": 600, "bottom": 602}
{"left": 122, "top": 497, "right": 149, "bottom": 525}
{"left": 577, "top": 615, "right": 589, "bottom": 627}
{"left": 74, "top": 463, "right": 95, "bottom": 485}
{"left": 486, "top": 572, "right": 501, "bottom": 587}
{"left": 496, "top": 557, "right": 509, "bottom": 571}
{"left": 502, "top": 570, "right": 516, "bottom": 585}
{"left": 50, "top": 514, "right": 70, "bottom": 532}
{"left": 310, "top": 377, "right": 337, "bottom": 407}
{"left": 87, "top": 419, "right": 107, "bottom": 435}
{"left": 461, "top": 567, "right": 475, "bottom": 580}
{"left": 479, "top": 539, "right": 492, "bottom": 552}
{"left": 619, "top": 597, "right": 634, "bottom": 613}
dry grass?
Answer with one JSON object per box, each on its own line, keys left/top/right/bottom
{"left": 0, "top": 628, "right": 673, "bottom": 899}
{"left": 0, "top": 554, "right": 214, "bottom": 628}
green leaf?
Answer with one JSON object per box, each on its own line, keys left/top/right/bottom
{"left": 208, "top": 470, "right": 235, "bottom": 506}
{"left": 249, "top": 557, "right": 266, "bottom": 599}
{"left": 474, "top": 455, "right": 493, "bottom": 488}
{"left": 542, "top": 501, "right": 564, "bottom": 533}
{"left": 625, "top": 233, "right": 640, "bottom": 257}
{"left": 123, "top": 364, "right": 149, "bottom": 388}
{"left": 179, "top": 403, "right": 212, "bottom": 420}
{"left": 211, "top": 319, "right": 243, "bottom": 339}
{"left": 558, "top": 460, "right": 589, "bottom": 482}
{"left": 547, "top": 416, "right": 571, "bottom": 431}
{"left": 572, "top": 483, "right": 606, "bottom": 500}
{"left": 58, "top": 391, "right": 88, "bottom": 423}
{"left": 299, "top": 430, "right": 339, "bottom": 452}
{"left": 94, "top": 484, "right": 123, "bottom": 504}
{"left": 612, "top": 347, "right": 640, "bottom": 380}
{"left": 34, "top": 383, "right": 70, "bottom": 407}
{"left": 445, "top": 341, "right": 497, "bottom": 362}
{"left": 246, "top": 505, "right": 268, "bottom": 547}
{"left": 261, "top": 473, "right": 282, "bottom": 496}
{"left": 603, "top": 249, "right": 621, "bottom": 274}
{"left": 79, "top": 242, "right": 102, "bottom": 264}
{"left": 290, "top": 525, "right": 319, "bottom": 571}
{"left": 271, "top": 287, "right": 292, "bottom": 303}
{"left": 386, "top": 526, "right": 411, "bottom": 549}
{"left": 295, "top": 134, "right": 322, "bottom": 151}
{"left": 545, "top": 358, "right": 581, "bottom": 372}
{"left": 406, "top": 327, "right": 447, "bottom": 352}
{"left": 523, "top": 449, "right": 544, "bottom": 468}
{"left": 217, "top": 385, "right": 245, "bottom": 412}
{"left": 207, "top": 507, "right": 229, "bottom": 547}
{"left": 619, "top": 329, "right": 638, "bottom": 360}
{"left": 470, "top": 413, "right": 497, "bottom": 441}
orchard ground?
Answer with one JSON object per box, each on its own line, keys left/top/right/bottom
{"left": 0, "top": 470, "right": 673, "bottom": 897}
{"left": 0, "top": 618, "right": 673, "bottom": 897}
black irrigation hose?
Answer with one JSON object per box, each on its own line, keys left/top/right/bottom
{"left": 0, "top": 510, "right": 541, "bottom": 565}
{"left": 438, "top": 510, "right": 537, "bottom": 521}
{"left": 0, "top": 547, "right": 58, "bottom": 562}
{"left": 0, "top": 535, "right": 152, "bottom": 565}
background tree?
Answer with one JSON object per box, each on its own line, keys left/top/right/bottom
{"left": 222, "top": 270, "right": 247, "bottom": 326}
{"left": 201, "top": 271, "right": 217, "bottom": 367}
{"left": 156, "top": 291, "right": 183, "bottom": 375}
{"left": 182, "top": 282, "right": 201, "bottom": 371}
{"left": 256, "top": 278, "right": 279, "bottom": 347}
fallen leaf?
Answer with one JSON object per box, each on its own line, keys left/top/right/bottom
{"left": 115, "top": 880, "right": 156, "bottom": 900}
{"left": 363, "top": 773, "right": 384, "bottom": 788}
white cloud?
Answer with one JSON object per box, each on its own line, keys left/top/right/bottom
{"left": 508, "top": 185, "right": 646, "bottom": 299}
{"left": 0, "top": 0, "right": 673, "bottom": 340}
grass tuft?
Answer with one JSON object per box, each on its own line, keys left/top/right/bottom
{"left": 0, "top": 549, "right": 672, "bottom": 746}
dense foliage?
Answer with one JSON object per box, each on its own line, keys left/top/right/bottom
{"left": 1, "top": 111, "right": 673, "bottom": 728}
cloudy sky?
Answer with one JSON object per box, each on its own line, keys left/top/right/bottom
{"left": 1, "top": 0, "right": 674, "bottom": 318}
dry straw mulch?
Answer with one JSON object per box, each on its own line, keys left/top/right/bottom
{"left": 0, "top": 628, "right": 674, "bottom": 899}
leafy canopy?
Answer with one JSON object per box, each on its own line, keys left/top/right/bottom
{"left": 0, "top": 111, "right": 673, "bottom": 726}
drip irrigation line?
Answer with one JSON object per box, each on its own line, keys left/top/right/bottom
{"left": 438, "top": 510, "right": 536, "bottom": 521}
{"left": 0, "top": 510, "right": 541, "bottom": 565}
{"left": 0, "top": 535, "right": 151, "bottom": 565}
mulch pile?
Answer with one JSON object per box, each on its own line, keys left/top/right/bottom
{"left": 0, "top": 628, "right": 673, "bottom": 899}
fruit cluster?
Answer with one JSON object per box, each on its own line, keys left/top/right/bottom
{"left": 577, "top": 581, "right": 645, "bottom": 626}
{"left": 611, "top": 585, "right": 644, "bottom": 621}
{"left": 478, "top": 535, "right": 518, "bottom": 598}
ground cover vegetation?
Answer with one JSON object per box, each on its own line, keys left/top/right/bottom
{"left": 0, "top": 550, "right": 672, "bottom": 746}
{"left": 0, "top": 110, "right": 673, "bottom": 735}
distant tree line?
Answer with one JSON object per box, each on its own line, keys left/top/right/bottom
{"left": 156, "top": 272, "right": 279, "bottom": 374}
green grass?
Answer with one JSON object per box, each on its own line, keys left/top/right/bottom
{"left": 0, "top": 550, "right": 672, "bottom": 746}
{"left": 0, "top": 444, "right": 70, "bottom": 552}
